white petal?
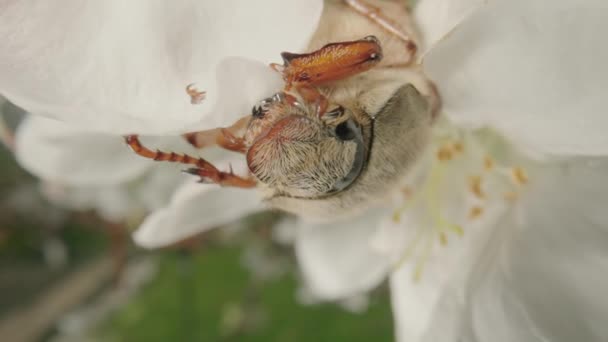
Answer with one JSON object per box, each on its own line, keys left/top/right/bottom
{"left": 0, "top": 1, "right": 323, "bottom": 134}
{"left": 88, "top": 186, "right": 137, "bottom": 223}
{"left": 133, "top": 166, "right": 186, "bottom": 212}
{"left": 15, "top": 115, "right": 150, "bottom": 186}
{"left": 413, "top": 0, "right": 485, "bottom": 54}
{"left": 339, "top": 294, "right": 370, "bottom": 314}
{"left": 425, "top": 0, "right": 608, "bottom": 156}
{"left": 389, "top": 200, "right": 507, "bottom": 342}
{"left": 133, "top": 180, "right": 264, "bottom": 249}
{"left": 295, "top": 207, "right": 392, "bottom": 300}
{"left": 425, "top": 158, "right": 608, "bottom": 342}
{"left": 272, "top": 215, "right": 299, "bottom": 246}
{"left": 42, "top": 183, "right": 135, "bottom": 223}
{"left": 41, "top": 159, "right": 188, "bottom": 223}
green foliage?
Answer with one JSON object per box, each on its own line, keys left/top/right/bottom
{"left": 98, "top": 247, "right": 393, "bottom": 342}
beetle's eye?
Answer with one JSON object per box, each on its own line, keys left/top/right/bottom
{"left": 324, "top": 106, "right": 344, "bottom": 120}
{"left": 334, "top": 119, "right": 357, "bottom": 141}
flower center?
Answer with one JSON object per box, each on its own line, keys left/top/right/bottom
{"left": 391, "top": 124, "right": 529, "bottom": 281}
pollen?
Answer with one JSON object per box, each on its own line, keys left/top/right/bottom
{"left": 511, "top": 167, "right": 529, "bottom": 185}
{"left": 469, "top": 206, "right": 484, "bottom": 220}
{"left": 468, "top": 175, "right": 485, "bottom": 199}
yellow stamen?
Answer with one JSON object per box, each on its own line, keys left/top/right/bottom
{"left": 452, "top": 142, "right": 464, "bottom": 154}
{"left": 392, "top": 161, "right": 463, "bottom": 280}
{"left": 468, "top": 175, "right": 485, "bottom": 199}
{"left": 413, "top": 234, "right": 434, "bottom": 282}
{"left": 511, "top": 167, "right": 529, "bottom": 185}
{"left": 439, "top": 232, "right": 448, "bottom": 246}
{"left": 451, "top": 225, "right": 464, "bottom": 236}
{"left": 393, "top": 224, "right": 425, "bottom": 271}
{"left": 484, "top": 156, "right": 494, "bottom": 171}
{"left": 391, "top": 127, "right": 534, "bottom": 283}
{"left": 436, "top": 146, "right": 453, "bottom": 161}
{"left": 469, "top": 206, "right": 484, "bottom": 220}
{"left": 392, "top": 211, "right": 401, "bottom": 223}
{"left": 437, "top": 217, "right": 464, "bottom": 236}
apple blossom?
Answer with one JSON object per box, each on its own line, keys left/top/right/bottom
{"left": 3, "top": 0, "right": 608, "bottom": 341}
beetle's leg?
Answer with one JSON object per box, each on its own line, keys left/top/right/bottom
{"left": 181, "top": 166, "right": 257, "bottom": 188}
{"left": 343, "top": 0, "right": 417, "bottom": 64}
{"left": 293, "top": 84, "right": 329, "bottom": 118}
{"left": 183, "top": 117, "right": 249, "bottom": 153}
{"left": 125, "top": 135, "right": 256, "bottom": 188}
{"left": 184, "top": 128, "right": 246, "bottom": 153}
{"left": 186, "top": 83, "right": 206, "bottom": 104}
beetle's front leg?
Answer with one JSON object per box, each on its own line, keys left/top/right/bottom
{"left": 183, "top": 116, "right": 250, "bottom": 153}
{"left": 125, "top": 135, "right": 256, "bottom": 188}
{"left": 292, "top": 84, "right": 329, "bottom": 118}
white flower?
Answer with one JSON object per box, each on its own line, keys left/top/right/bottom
{"left": 130, "top": 0, "right": 608, "bottom": 341}
{"left": 0, "top": 0, "right": 323, "bottom": 134}
{"left": 4, "top": 0, "right": 608, "bottom": 341}
{"left": 133, "top": 176, "right": 263, "bottom": 247}
{"left": 385, "top": 1, "right": 608, "bottom": 340}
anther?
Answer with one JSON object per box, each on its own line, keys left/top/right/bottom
{"left": 468, "top": 175, "right": 485, "bottom": 199}
{"left": 439, "top": 232, "right": 448, "bottom": 246}
{"left": 484, "top": 156, "right": 494, "bottom": 171}
{"left": 392, "top": 211, "right": 401, "bottom": 223}
{"left": 436, "top": 146, "right": 453, "bottom": 161}
{"left": 469, "top": 206, "right": 484, "bottom": 220}
{"left": 452, "top": 142, "right": 464, "bottom": 154}
{"left": 511, "top": 167, "right": 529, "bottom": 185}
